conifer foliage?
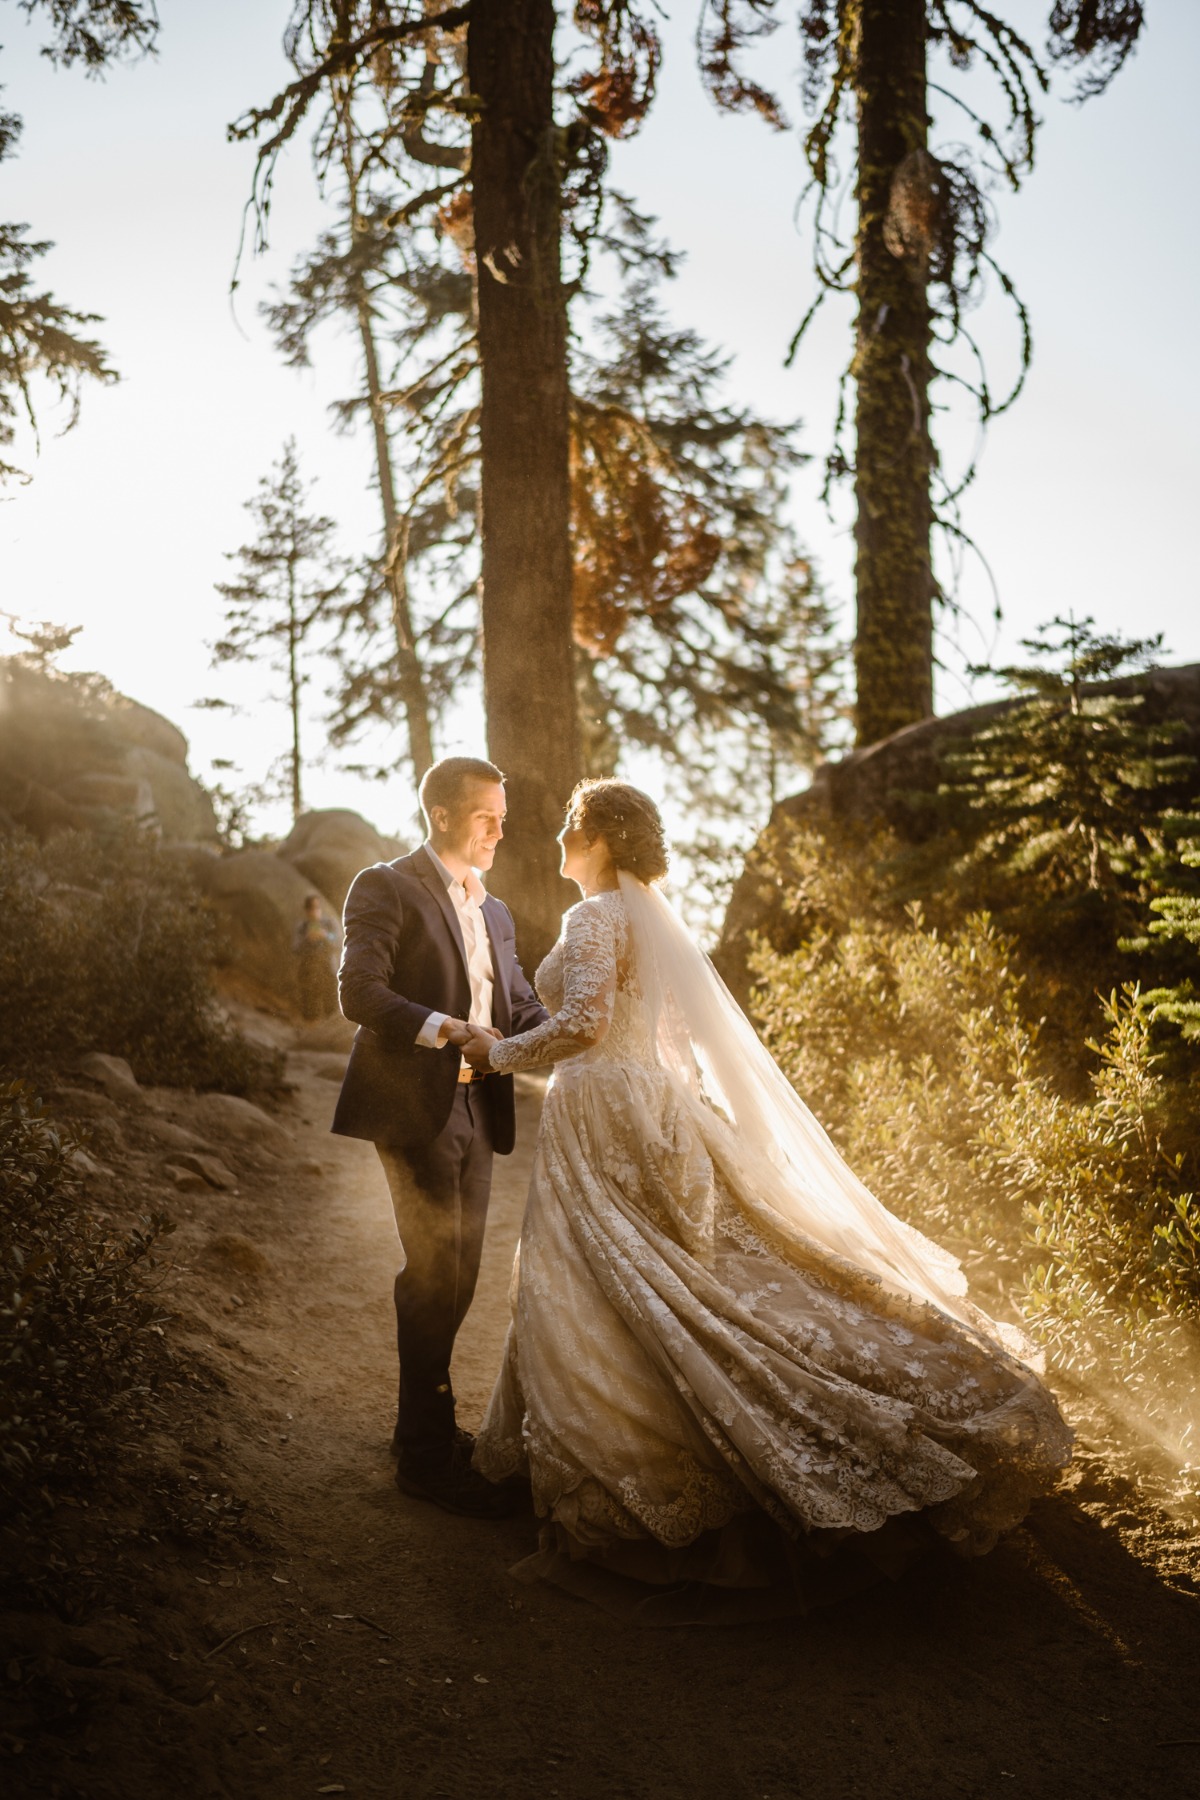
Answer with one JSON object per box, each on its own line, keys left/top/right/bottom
{"left": 899, "top": 618, "right": 1199, "bottom": 1045}
{"left": 0, "top": 2, "right": 160, "bottom": 479}
{"left": 208, "top": 441, "right": 349, "bottom": 822}
{"left": 1141, "top": 819, "right": 1200, "bottom": 1042}
{"left": 0, "top": 101, "right": 113, "bottom": 483}
{"left": 937, "top": 617, "right": 1194, "bottom": 909}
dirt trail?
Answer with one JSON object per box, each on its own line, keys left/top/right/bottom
{"left": 9, "top": 1042, "right": 1200, "bottom": 1800}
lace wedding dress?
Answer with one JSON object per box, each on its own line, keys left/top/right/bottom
{"left": 475, "top": 883, "right": 1071, "bottom": 1612}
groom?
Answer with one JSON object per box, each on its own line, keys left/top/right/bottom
{"left": 332, "top": 756, "right": 547, "bottom": 1517}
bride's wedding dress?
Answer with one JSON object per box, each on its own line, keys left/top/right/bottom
{"left": 475, "top": 876, "right": 1071, "bottom": 1610}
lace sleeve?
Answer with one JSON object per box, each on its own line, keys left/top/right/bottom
{"left": 488, "top": 899, "right": 618, "bottom": 1073}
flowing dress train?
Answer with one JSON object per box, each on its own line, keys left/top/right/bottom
{"left": 474, "top": 889, "right": 1071, "bottom": 1617}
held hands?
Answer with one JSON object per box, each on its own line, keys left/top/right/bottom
{"left": 441, "top": 1018, "right": 502, "bottom": 1070}
{"left": 462, "top": 1026, "right": 501, "bottom": 1071}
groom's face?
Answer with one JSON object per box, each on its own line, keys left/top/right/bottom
{"left": 438, "top": 779, "right": 506, "bottom": 873}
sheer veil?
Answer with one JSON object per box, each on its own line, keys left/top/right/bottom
{"left": 617, "top": 870, "right": 978, "bottom": 1326}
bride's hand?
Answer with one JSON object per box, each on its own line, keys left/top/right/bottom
{"left": 462, "top": 1025, "right": 501, "bottom": 1069}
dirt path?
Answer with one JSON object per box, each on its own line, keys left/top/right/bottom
{"left": 10, "top": 1043, "right": 1200, "bottom": 1800}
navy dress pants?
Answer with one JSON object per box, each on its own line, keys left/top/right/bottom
{"left": 377, "top": 1084, "right": 495, "bottom": 1456}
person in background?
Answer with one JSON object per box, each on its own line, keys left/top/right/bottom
{"left": 294, "top": 893, "right": 339, "bottom": 1021}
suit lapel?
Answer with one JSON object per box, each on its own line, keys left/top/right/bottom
{"left": 412, "top": 846, "right": 471, "bottom": 986}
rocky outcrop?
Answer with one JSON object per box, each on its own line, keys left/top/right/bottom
{"left": 183, "top": 850, "right": 323, "bottom": 1016}
{"left": 0, "top": 660, "right": 219, "bottom": 844}
{"left": 0, "top": 656, "right": 408, "bottom": 1019}
{"left": 277, "top": 809, "right": 406, "bottom": 914}
{"left": 183, "top": 812, "right": 407, "bottom": 1018}
{"left": 717, "top": 661, "right": 1200, "bottom": 999}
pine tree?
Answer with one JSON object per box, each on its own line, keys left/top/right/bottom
{"left": 699, "top": 1, "right": 1146, "bottom": 744}
{"left": 208, "top": 441, "right": 349, "bottom": 822}
{"left": 938, "top": 617, "right": 1193, "bottom": 902}
{"left": 916, "top": 617, "right": 1198, "bottom": 1021}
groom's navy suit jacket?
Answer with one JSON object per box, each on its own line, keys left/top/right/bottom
{"left": 331, "top": 846, "right": 548, "bottom": 1154}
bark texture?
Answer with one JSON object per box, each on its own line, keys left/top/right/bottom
{"left": 851, "top": 0, "right": 934, "bottom": 746}
{"left": 468, "top": 0, "right": 581, "bottom": 965}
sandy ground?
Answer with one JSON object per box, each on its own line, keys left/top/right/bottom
{"left": 6, "top": 1037, "right": 1200, "bottom": 1800}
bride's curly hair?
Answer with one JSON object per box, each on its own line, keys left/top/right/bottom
{"left": 567, "top": 779, "right": 669, "bottom": 885}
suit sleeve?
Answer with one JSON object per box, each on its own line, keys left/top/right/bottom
{"left": 337, "top": 865, "right": 436, "bottom": 1046}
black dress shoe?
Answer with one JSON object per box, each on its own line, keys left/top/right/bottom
{"left": 394, "top": 1449, "right": 517, "bottom": 1520}
{"left": 390, "top": 1425, "right": 475, "bottom": 1461}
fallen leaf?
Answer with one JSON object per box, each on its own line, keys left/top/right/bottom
{"left": 473, "top": 1674, "right": 489, "bottom": 1684}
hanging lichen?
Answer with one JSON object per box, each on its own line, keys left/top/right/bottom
{"left": 695, "top": 0, "right": 1145, "bottom": 743}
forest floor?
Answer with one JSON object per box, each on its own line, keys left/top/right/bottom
{"left": 4, "top": 1015, "right": 1200, "bottom": 1800}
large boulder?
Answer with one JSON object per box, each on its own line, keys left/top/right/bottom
{"left": 0, "top": 660, "right": 219, "bottom": 844}
{"left": 178, "top": 807, "right": 408, "bottom": 1019}
{"left": 102, "top": 694, "right": 189, "bottom": 767}
{"left": 189, "top": 849, "right": 334, "bottom": 1016}
{"left": 278, "top": 808, "right": 406, "bottom": 914}
{"left": 718, "top": 661, "right": 1200, "bottom": 1000}
{"left": 123, "top": 744, "right": 219, "bottom": 841}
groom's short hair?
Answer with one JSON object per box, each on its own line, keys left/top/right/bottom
{"left": 419, "top": 756, "right": 505, "bottom": 827}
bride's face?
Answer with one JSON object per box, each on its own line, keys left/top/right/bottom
{"left": 558, "top": 818, "right": 612, "bottom": 890}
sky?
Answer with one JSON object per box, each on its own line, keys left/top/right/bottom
{"left": 1, "top": 0, "right": 1198, "bottom": 844}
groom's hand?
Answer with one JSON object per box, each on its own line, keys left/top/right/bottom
{"left": 462, "top": 1025, "right": 501, "bottom": 1069}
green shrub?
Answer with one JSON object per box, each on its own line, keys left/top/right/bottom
{"left": 750, "top": 826, "right": 1200, "bottom": 1454}
{"left": 0, "top": 1083, "right": 175, "bottom": 1522}
{"left": 0, "top": 827, "right": 281, "bottom": 1093}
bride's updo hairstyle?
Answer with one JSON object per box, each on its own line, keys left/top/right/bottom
{"left": 568, "top": 778, "right": 669, "bottom": 885}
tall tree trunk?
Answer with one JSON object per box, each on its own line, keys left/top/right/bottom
{"left": 468, "top": 0, "right": 581, "bottom": 964}
{"left": 336, "top": 103, "right": 436, "bottom": 781}
{"left": 851, "top": 0, "right": 934, "bottom": 746}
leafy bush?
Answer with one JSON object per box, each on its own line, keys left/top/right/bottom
{"left": 0, "top": 1084, "right": 175, "bottom": 1523}
{"left": 750, "top": 825, "right": 1200, "bottom": 1454}
{"left": 0, "top": 827, "right": 281, "bottom": 1093}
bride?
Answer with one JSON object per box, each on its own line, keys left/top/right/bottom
{"left": 460, "top": 779, "right": 1071, "bottom": 1616}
